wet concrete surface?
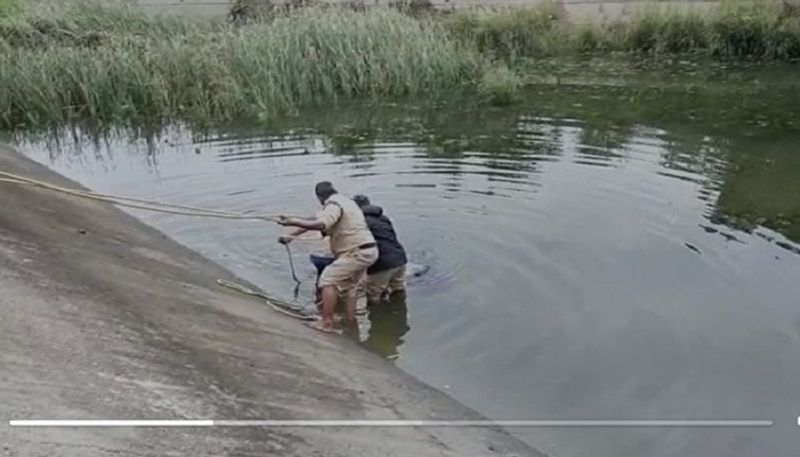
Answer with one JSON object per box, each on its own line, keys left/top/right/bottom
{"left": 0, "top": 146, "right": 543, "bottom": 457}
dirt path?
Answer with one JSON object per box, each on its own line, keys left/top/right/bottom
{"left": 0, "top": 146, "right": 543, "bottom": 457}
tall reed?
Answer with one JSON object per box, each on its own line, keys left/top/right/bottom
{"left": 444, "top": 1, "right": 800, "bottom": 60}
{"left": 0, "top": 4, "right": 480, "bottom": 128}
{"left": 0, "top": 0, "right": 18, "bottom": 17}
{"left": 2, "top": 1, "right": 800, "bottom": 130}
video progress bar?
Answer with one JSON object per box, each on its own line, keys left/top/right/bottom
{"left": 8, "top": 419, "right": 775, "bottom": 428}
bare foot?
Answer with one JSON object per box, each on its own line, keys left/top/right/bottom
{"left": 306, "top": 320, "right": 340, "bottom": 334}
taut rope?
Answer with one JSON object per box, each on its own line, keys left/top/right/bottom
{"left": 0, "top": 170, "right": 282, "bottom": 222}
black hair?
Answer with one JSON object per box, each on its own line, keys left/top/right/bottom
{"left": 315, "top": 181, "right": 338, "bottom": 200}
{"left": 353, "top": 194, "right": 371, "bottom": 208}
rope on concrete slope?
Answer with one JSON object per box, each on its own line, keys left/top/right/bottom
{"left": 2, "top": 169, "right": 321, "bottom": 322}
{"left": 0, "top": 170, "right": 282, "bottom": 222}
{"left": 217, "top": 279, "right": 315, "bottom": 321}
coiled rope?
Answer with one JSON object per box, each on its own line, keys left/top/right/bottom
{"left": 0, "top": 170, "right": 282, "bottom": 222}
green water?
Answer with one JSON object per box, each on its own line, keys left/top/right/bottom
{"left": 13, "top": 64, "right": 800, "bottom": 457}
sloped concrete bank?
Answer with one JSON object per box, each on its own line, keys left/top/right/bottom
{"left": 0, "top": 145, "right": 543, "bottom": 457}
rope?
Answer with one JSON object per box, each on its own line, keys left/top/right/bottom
{"left": 284, "top": 244, "right": 302, "bottom": 285}
{"left": 0, "top": 170, "right": 282, "bottom": 222}
{"left": 217, "top": 279, "right": 315, "bottom": 322}
{"left": 3, "top": 170, "right": 326, "bottom": 322}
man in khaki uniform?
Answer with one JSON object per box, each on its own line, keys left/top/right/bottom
{"left": 278, "top": 182, "right": 378, "bottom": 333}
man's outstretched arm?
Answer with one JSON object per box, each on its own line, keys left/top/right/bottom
{"left": 279, "top": 216, "right": 326, "bottom": 231}
{"left": 278, "top": 226, "right": 309, "bottom": 244}
{"left": 278, "top": 203, "right": 341, "bottom": 244}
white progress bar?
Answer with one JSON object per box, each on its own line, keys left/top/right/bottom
{"left": 8, "top": 419, "right": 774, "bottom": 428}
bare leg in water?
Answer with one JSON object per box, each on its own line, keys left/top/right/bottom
{"left": 316, "top": 285, "right": 338, "bottom": 332}
{"left": 313, "top": 285, "right": 358, "bottom": 334}
{"left": 344, "top": 288, "right": 357, "bottom": 324}
{"left": 312, "top": 255, "right": 374, "bottom": 334}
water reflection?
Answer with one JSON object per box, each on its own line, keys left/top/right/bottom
{"left": 12, "top": 81, "right": 800, "bottom": 457}
{"left": 712, "top": 134, "right": 800, "bottom": 249}
{"left": 363, "top": 293, "right": 410, "bottom": 361}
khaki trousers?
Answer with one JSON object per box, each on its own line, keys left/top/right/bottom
{"left": 366, "top": 265, "right": 406, "bottom": 302}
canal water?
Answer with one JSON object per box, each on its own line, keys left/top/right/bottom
{"left": 13, "top": 77, "right": 800, "bottom": 457}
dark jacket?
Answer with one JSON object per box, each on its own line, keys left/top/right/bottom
{"left": 362, "top": 205, "right": 407, "bottom": 274}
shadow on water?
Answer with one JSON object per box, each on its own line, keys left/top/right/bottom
{"left": 10, "top": 64, "right": 800, "bottom": 457}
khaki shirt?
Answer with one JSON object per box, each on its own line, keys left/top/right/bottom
{"left": 316, "top": 194, "right": 375, "bottom": 255}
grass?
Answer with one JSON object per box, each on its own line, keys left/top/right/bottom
{"left": 445, "top": 1, "right": 800, "bottom": 60}
{"left": 444, "top": 5, "right": 564, "bottom": 62}
{"left": 0, "top": 0, "right": 18, "bottom": 18}
{"left": 478, "top": 65, "right": 522, "bottom": 105}
{"left": 0, "top": 4, "right": 480, "bottom": 128}
{"left": 1, "top": 1, "right": 800, "bottom": 130}
{"left": 0, "top": 1, "right": 199, "bottom": 48}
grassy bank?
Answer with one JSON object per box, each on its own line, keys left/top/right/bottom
{"left": 1, "top": 1, "right": 799, "bottom": 130}
{"left": 0, "top": 0, "right": 17, "bottom": 16}
{"left": 0, "top": 3, "right": 479, "bottom": 129}
{"left": 445, "top": 1, "right": 800, "bottom": 61}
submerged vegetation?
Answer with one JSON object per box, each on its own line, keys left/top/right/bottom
{"left": 1, "top": 1, "right": 800, "bottom": 129}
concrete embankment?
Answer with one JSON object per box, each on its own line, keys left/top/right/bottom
{"left": 0, "top": 145, "right": 543, "bottom": 457}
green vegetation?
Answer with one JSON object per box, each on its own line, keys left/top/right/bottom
{"left": 445, "top": 1, "right": 800, "bottom": 60}
{"left": 444, "top": 6, "right": 562, "bottom": 62}
{"left": 478, "top": 65, "right": 522, "bottom": 105}
{"left": 0, "top": 0, "right": 18, "bottom": 17}
{"left": 0, "top": 4, "right": 479, "bottom": 128}
{"left": 1, "top": 1, "right": 800, "bottom": 130}
{"left": 0, "top": 2, "right": 198, "bottom": 48}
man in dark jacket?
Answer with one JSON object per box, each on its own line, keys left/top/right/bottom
{"left": 353, "top": 194, "right": 408, "bottom": 304}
